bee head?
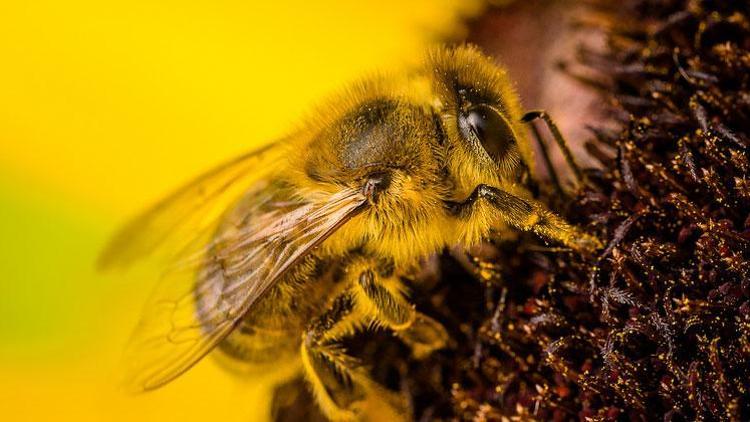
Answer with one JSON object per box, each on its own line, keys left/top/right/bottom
{"left": 426, "top": 45, "right": 533, "bottom": 195}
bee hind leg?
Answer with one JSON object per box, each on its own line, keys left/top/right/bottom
{"left": 300, "top": 259, "right": 451, "bottom": 420}
{"left": 300, "top": 289, "right": 410, "bottom": 421}
{"left": 300, "top": 291, "right": 365, "bottom": 421}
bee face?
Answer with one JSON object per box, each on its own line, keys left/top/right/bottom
{"left": 426, "top": 46, "right": 533, "bottom": 196}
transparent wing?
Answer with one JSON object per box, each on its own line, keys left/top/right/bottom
{"left": 120, "top": 186, "right": 367, "bottom": 392}
{"left": 98, "top": 141, "right": 284, "bottom": 270}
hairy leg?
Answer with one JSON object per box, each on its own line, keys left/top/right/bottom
{"left": 301, "top": 284, "right": 415, "bottom": 422}
{"left": 301, "top": 290, "right": 365, "bottom": 421}
{"left": 353, "top": 268, "right": 448, "bottom": 359}
{"left": 446, "top": 184, "right": 601, "bottom": 253}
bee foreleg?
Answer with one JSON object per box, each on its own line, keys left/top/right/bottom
{"left": 447, "top": 184, "right": 602, "bottom": 253}
{"left": 355, "top": 269, "right": 448, "bottom": 359}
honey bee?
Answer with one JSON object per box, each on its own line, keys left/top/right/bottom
{"left": 101, "top": 45, "right": 599, "bottom": 421}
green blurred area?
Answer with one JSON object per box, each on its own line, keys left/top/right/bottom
{"left": 0, "top": 174, "right": 106, "bottom": 360}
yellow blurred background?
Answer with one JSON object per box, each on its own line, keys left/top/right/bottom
{"left": 0, "top": 1, "right": 484, "bottom": 420}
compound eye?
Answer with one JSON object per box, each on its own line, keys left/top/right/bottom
{"left": 458, "top": 104, "right": 514, "bottom": 160}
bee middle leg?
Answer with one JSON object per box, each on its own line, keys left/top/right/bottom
{"left": 353, "top": 265, "right": 448, "bottom": 359}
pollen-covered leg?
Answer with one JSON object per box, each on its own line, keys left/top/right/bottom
{"left": 355, "top": 269, "right": 448, "bottom": 359}
{"left": 301, "top": 290, "right": 408, "bottom": 421}
{"left": 301, "top": 291, "right": 365, "bottom": 421}
{"left": 447, "top": 184, "right": 602, "bottom": 253}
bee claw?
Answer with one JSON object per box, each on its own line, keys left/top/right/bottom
{"left": 572, "top": 232, "right": 604, "bottom": 254}
{"left": 397, "top": 314, "right": 449, "bottom": 359}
